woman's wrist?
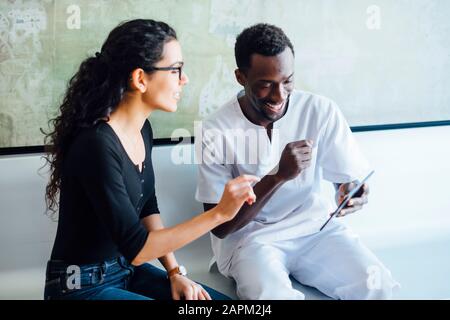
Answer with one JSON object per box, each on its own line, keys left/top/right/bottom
{"left": 169, "top": 273, "right": 183, "bottom": 282}
{"left": 206, "top": 206, "right": 227, "bottom": 226}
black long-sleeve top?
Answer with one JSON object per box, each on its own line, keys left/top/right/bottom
{"left": 50, "top": 119, "right": 159, "bottom": 264}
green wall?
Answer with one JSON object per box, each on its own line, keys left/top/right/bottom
{"left": 1, "top": 0, "right": 449, "bottom": 148}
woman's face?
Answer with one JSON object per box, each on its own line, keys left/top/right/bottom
{"left": 144, "top": 39, "right": 189, "bottom": 112}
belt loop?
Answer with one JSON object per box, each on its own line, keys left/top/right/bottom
{"left": 99, "top": 262, "right": 106, "bottom": 284}
{"left": 119, "top": 256, "right": 134, "bottom": 278}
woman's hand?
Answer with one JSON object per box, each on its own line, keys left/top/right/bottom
{"left": 215, "top": 175, "right": 260, "bottom": 222}
{"left": 170, "top": 274, "right": 211, "bottom": 300}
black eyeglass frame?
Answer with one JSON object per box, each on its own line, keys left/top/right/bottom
{"left": 148, "top": 62, "right": 184, "bottom": 80}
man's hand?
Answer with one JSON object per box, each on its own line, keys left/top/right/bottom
{"left": 274, "top": 140, "right": 313, "bottom": 182}
{"left": 335, "top": 182, "right": 370, "bottom": 217}
{"left": 170, "top": 274, "right": 212, "bottom": 300}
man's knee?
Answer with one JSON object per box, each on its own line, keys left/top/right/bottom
{"left": 237, "top": 282, "right": 305, "bottom": 300}
{"left": 231, "top": 263, "right": 305, "bottom": 300}
{"left": 335, "top": 267, "right": 400, "bottom": 300}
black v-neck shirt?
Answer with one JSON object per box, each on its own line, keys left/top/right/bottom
{"left": 50, "top": 120, "right": 160, "bottom": 264}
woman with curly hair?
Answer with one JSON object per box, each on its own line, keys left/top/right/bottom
{"left": 43, "top": 19, "right": 258, "bottom": 300}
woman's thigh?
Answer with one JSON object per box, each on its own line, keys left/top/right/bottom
{"left": 46, "top": 275, "right": 151, "bottom": 300}
{"left": 128, "top": 263, "right": 231, "bottom": 300}
{"left": 88, "top": 286, "right": 151, "bottom": 300}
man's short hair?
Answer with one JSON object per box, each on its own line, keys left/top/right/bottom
{"left": 235, "top": 23, "right": 294, "bottom": 72}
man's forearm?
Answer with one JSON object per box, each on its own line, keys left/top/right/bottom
{"left": 209, "top": 174, "right": 285, "bottom": 238}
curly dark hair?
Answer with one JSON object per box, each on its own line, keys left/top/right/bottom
{"left": 43, "top": 19, "right": 177, "bottom": 217}
{"left": 235, "top": 23, "right": 294, "bottom": 72}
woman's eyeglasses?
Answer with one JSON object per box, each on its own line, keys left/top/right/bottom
{"left": 149, "top": 62, "right": 184, "bottom": 80}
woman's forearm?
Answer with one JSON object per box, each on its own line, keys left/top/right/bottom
{"left": 140, "top": 214, "right": 179, "bottom": 271}
{"left": 132, "top": 208, "right": 224, "bottom": 266}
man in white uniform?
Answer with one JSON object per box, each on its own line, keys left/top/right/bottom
{"left": 195, "top": 23, "right": 400, "bottom": 300}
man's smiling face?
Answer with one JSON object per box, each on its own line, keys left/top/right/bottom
{"left": 236, "top": 47, "right": 295, "bottom": 125}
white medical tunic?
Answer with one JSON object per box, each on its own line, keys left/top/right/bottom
{"left": 195, "top": 90, "right": 372, "bottom": 274}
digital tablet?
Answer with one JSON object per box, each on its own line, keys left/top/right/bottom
{"left": 320, "top": 170, "right": 375, "bottom": 231}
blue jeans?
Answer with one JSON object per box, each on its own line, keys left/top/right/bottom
{"left": 44, "top": 256, "right": 231, "bottom": 300}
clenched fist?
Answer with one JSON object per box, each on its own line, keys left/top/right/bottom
{"left": 274, "top": 140, "right": 313, "bottom": 182}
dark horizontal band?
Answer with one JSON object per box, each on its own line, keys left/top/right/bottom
{"left": 350, "top": 120, "right": 450, "bottom": 132}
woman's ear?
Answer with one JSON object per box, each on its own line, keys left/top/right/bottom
{"left": 129, "top": 68, "right": 147, "bottom": 93}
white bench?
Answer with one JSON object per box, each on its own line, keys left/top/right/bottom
{"left": 1, "top": 126, "right": 449, "bottom": 299}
